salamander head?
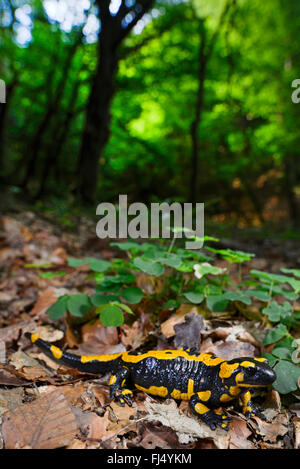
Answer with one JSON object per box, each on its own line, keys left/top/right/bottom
{"left": 219, "top": 357, "right": 276, "bottom": 388}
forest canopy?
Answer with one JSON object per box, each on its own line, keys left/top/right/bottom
{"left": 0, "top": 0, "right": 300, "bottom": 230}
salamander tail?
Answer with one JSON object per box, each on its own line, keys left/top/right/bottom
{"left": 25, "top": 332, "right": 123, "bottom": 374}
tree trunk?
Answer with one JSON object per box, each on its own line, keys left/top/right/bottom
{"left": 0, "top": 77, "right": 17, "bottom": 173}
{"left": 21, "top": 39, "right": 80, "bottom": 189}
{"left": 76, "top": 0, "right": 155, "bottom": 204}
{"left": 284, "top": 155, "right": 299, "bottom": 228}
{"left": 189, "top": 22, "right": 207, "bottom": 204}
{"left": 76, "top": 38, "right": 118, "bottom": 204}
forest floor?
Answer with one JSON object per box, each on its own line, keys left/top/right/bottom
{"left": 0, "top": 209, "right": 299, "bottom": 450}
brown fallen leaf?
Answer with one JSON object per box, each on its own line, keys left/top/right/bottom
{"left": 174, "top": 312, "right": 205, "bottom": 349}
{"left": 1, "top": 216, "right": 33, "bottom": 246}
{"left": 2, "top": 390, "right": 78, "bottom": 449}
{"left": 262, "top": 390, "right": 281, "bottom": 421}
{"left": 107, "top": 400, "right": 139, "bottom": 435}
{"left": 0, "top": 340, "right": 5, "bottom": 363}
{"left": 207, "top": 325, "right": 259, "bottom": 347}
{"left": 293, "top": 417, "right": 300, "bottom": 449}
{"left": 31, "top": 325, "right": 64, "bottom": 342}
{"left": 0, "top": 320, "right": 37, "bottom": 343}
{"left": 79, "top": 320, "right": 125, "bottom": 356}
{"left": 138, "top": 421, "right": 178, "bottom": 449}
{"left": 144, "top": 397, "right": 229, "bottom": 448}
{"left": 0, "top": 367, "right": 28, "bottom": 386}
{"left": 200, "top": 337, "right": 256, "bottom": 360}
{"left": 9, "top": 350, "right": 53, "bottom": 380}
{"left": 120, "top": 321, "right": 146, "bottom": 350}
{"left": 0, "top": 388, "right": 24, "bottom": 416}
{"left": 30, "top": 287, "right": 59, "bottom": 317}
{"left": 228, "top": 418, "right": 255, "bottom": 449}
{"left": 160, "top": 306, "right": 199, "bottom": 339}
{"left": 71, "top": 407, "right": 115, "bottom": 448}
{"left": 251, "top": 413, "right": 288, "bottom": 443}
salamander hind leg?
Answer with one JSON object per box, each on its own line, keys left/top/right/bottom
{"left": 189, "top": 393, "right": 230, "bottom": 431}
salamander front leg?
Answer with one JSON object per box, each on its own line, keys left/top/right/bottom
{"left": 189, "top": 393, "right": 230, "bottom": 431}
{"left": 240, "top": 390, "right": 266, "bottom": 420}
{"left": 109, "top": 366, "right": 133, "bottom": 407}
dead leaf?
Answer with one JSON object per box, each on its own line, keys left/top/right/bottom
{"left": 144, "top": 397, "right": 229, "bottom": 448}
{"left": 0, "top": 340, "right": 5, "bottom": 363}
{"left": 2, "top": 390, "right": 78, "bottom": 449}
{"left": 293, "top": 417, "right": 300, "bottom": 449}
{"left": 31, "top": 325, "right": 64, "bottom": 342}
{"left": 107, "top": 400, "right": 139, "bottom": 435}
{"left": 30, "top": 287, "right": 59, "bottom": 317}
{"left": 0, "top": 367, "right": 28, "bottom": 386}
{"left": 0, "top": 320, "right": 37, "bottom": 343}
{"left": 71, "top": 407, "right": 115, "bottom": 448}
{"left": 290, "top": 403, "right": 300, "bottom": 418}
{"left": 262, "top": 390, "right": 281, "bottom": 421}
{"left": 0, "top": 388, "right": 24, "bottom": 416}
{"left": 79, "top": 320, "right": 125, "bottom": 356}
{"left": 1, "top": 216, "right": 33, "bottom": 246}
{"left": 228, "top": 418, "right": 255, "bottom": 449}
{"left": 9, "top": 350, "right": 53, "bottom": 380}
{"left": 160, "top": 306, "right": 198, "bottom": 339}
{"left": 251, "top": 413, "right": 288, "bottom": 442}
{"left": 208, "top": 325, "right": 259, "bottom": 347}
{"left": 200, "top": 337, "right": 256, "bottom": 360}
{"left": 174, "top": 312, "right": 205, "bottom": 349}
{"left": 120, "top": 321, "right": 146, "bottom": 350}
{"left": 138, "top": 421, "right": 178, "bottom": 449}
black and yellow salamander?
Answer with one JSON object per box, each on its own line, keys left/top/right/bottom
{"left": 25, "top": 332, "right": 276, "bottom": 431}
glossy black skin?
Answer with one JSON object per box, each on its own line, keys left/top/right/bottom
{"left": 25, "top": 334, "right": 276, "bottom": 431}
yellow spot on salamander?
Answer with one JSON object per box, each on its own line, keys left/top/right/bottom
{"left": 31, "top": 334, "right": 38, "bottom": 343}
{"left": 80, "top": 353, "right": 123, "bottom": 363}
{"left": 121, "top": 350, "right": 224, "bottom": 366}
{"left": 197, "top": 390, "right": 211, "bottom": 401}
{"left": 240, "top": 360, "right": 255, "bottom": 368}
{"left": 194, "top": 403, "right": 209, "bottom": 415}
{"left": 220, "top": 393, "right": 233, "bottom": 403}
{"left": 121, "top": 389, "right": 133, "bottom": 395}
{"left": 229, "top": 386, "right": 241, "bottom": 396}
{"left": 170, "top": 379, "right": 195, "bottom": 400}
{"left": 109, "top": 375, "right": 117, "bottom": 385}
{"left": 219, "top": 362, "right": 239, "bottom": 378}
{"left": 235, "top": 372, "right": 244, "bottom": 384}
{"left": 135, "top": 384, "right": 168, "bottom": 398}
{"left": 254, "top": 357, "right": 267, "bottom": 363}
{"left": 171, "top": 389, "right": 182, "bottom": 399}
{"left": 50, "top": 345, "right": 63, "bottom": 359}
{"left": 241, "top": 391, "right": 252, "bottom": 414}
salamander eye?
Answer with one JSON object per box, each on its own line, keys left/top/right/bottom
{"left": 246, "top": 367, "right": 256, "bottom": 375}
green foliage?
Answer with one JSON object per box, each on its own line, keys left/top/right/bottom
{"left": 1, "top": 0, "right": 300, "bottom": 226}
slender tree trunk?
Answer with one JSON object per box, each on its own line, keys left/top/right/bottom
{"left": 0, "top": 77, "right": 17, "bottom": 173}
{"left": 189, "top": 0, "right": 236, "bottom": 204}
{"left": 190, "top": 22, "right": 207, "bottom": 204}
{"left": 284, "top": 154, "right": 299, "bottom": 227}
{"left": 76, "top": 0, "right": 155, "bottom": 204}
{"left": 76, "top": 37, "right": 118, "bottom": 204}
{"left": 35, "top": 81, "right": 81, "bottom": 200}
{"left": 21, "top": 39, "right": 80, "bottom": 189}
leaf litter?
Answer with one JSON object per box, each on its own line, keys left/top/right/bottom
{"left": 0, "top": 212, "right": 299, "bottom": 449}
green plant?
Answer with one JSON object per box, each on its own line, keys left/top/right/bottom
{"left": 42, "top": 237, "right": 300, "bottom": 395}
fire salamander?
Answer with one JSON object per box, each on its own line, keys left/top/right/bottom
{"left": 25, "top": 332, "right": 276, "bottom": 431}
